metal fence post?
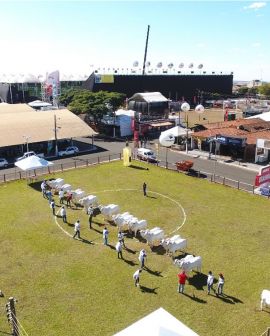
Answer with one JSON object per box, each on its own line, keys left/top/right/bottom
{"left": 61, "top": 164, "right": 63, "bottom": 172}
{"left": 237, "top": 181, "right": 240, "bottom": 190}
{"left": 223, "top": 177, "right": 225, "bottom": 185}
{"left": 109, "top": 155, "right": 111, "bottom": 162}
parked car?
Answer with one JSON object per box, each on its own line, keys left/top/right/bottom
{"left": 16, "top": 151, "right": 44, "bottom": 161}
{"left": 58, "top": 146, "right": 79, "bottom": 157}
{"left": 137, "top": 148, "right": 158, "bottom": 163}
{"left": 0, "top": 158, "right": 8, "bottom": 168}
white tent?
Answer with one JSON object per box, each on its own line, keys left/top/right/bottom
{"left": 161, "top": 126, "right": 193, "bottom": 138}
{"left": 15, "top": 155, "right": 54, "bottom": 171}
{"left": 114, "top": 308, "right": 199, "bottom": 336}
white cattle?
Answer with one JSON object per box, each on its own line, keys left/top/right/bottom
{"left": 112, "top": 212, "right": 132, "bottom": 230}
{"left": 72, "top": 189, "right": 86, "bottom": 203}
{"left": 174, "top": 254, "right": 202, "bottom": 272}
{"left": 100, "top": 204, "right": 120, "bottom": 220}
{"left": 128, "top": 219, "right": 147, "bottom": 236}
{"left": 79, "top": 195, "right": 98, "bottom": 212}
{"left": 161, "top": 235, "right": 187, "bottom": 255}
{"left": 47, "top": 178, "right": 64, "bottom": 189}
{"left": 140, "top": 227, "right": 165, "bottom": 247}
{"left": 61, "top": 184, "right": 72, "bottom": 192}
{"left": 261, "top": 290, "right": 270, "bottom": 310}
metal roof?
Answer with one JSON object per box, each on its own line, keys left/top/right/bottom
{"left": 0, "top": 104, "right": 97, "bottom": 147}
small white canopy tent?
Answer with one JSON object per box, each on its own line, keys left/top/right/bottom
{"left": 15, "top": 155, "right": 54, "bottom": 171}
{"left": 114, "top": 308, "right": 199, "bottom": 336}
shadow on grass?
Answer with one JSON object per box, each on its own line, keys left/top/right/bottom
{"left": 124, "top": 246, "right": 136, "bottom": 254}
{"left": 140, "top": 286, "right": 158, "bottom": 294}
{"left": 151, "top": 245, "right": 166, "bottom": 255}
{"left": 186, "top": 169, "right": 207, "bottom": 179}
{"left": 188, "top": 272, "right": 207, "bottom": 290}
{"left": 123, "top": 259, "right": 137, "bottom": 266}
{"left": 144, "top": 266, "right": 163, "bottom": 277}
{"left": 216, "top": 293, "right": 243, "bottom": 304}
{"left": 135, "top": 233, "right": 147, "bottom": 244}
{"left": 182, "top": 292, "right": 207, "bottom": 304}
{"left": 80, "top": 238, "right": 93, "bottom": 245}
{"left": 146, "top": 195, "right": 157, "bottom": 199}
{"left": 129, "top": 165, "right": 149, "bottom": 171}
{"left": 91, "top": 227, "right": 103, "bottom": 234}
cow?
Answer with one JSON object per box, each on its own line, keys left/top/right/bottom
{"left": 161, "top": 234, "right": 187, "bottom": 255}
{"left": 140, "top": 227, "right": 165, "bottom": 247}
{"left": 174, "top": 254, "right": 202, "bottom": 273}
{"left": 261, "top": 289, "right": 270, "bottom": 311}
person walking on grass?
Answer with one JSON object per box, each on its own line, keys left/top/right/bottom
{"left": 143, "top": 182, "right": 147, "bottom": 197}
{"left": 178, "top": 270, "right": 188, "bottom": 294}
{"left": 115, "top": 241, "right": 123, "bottom": 259}
{"left": 133, "top": 269, "right": 142, "bottom": 287}
{"left": 73, "top": 220, "right": 81, "bottom": 239}
{"left": 138, "top": 249, "right": 147, "bottom": 268}
{"left": 103, "top": 227, "right": 109, "bottom": 245}
{"left": 60, "top": 206, "right": 67, "bottom": 223}
{"left": 66, "top": 192, "right": 72, "bottom": 207}
{"left": 118, "top": 230, "right": 126, "bottom": 248}
{"left": 207, "top": 271, "right": 215, "bottom": 295}
{"left": 59, "top": 188, "right": 64, "bottom": 205}
{"left": 88, "top": 206, "right": 93, "bottom": 229}
{"left": 217, "top": 273, "right": 225, "bottom": 295}
{"left": 50, "top": 199, "right": 55, "bottom": 216}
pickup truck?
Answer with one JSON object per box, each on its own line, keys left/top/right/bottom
{"left": 16, "top": 151, "right": 45, "bottom": 161}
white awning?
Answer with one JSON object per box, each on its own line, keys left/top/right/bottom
{"left": 15, "top": 155, "right": 54, "bottom": 171}
{"left": 161, "top": 126, "right": 193, "bottom": 137}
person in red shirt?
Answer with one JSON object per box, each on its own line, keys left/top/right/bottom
{"left": 178, "top": 270, "right": 188, "bottom": 294}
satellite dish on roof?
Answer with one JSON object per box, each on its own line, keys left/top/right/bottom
{"left": 157, "top": 62, "right": 163, "bottom": 68}
{"left": 188, "top": 63, "right": 194, "bottom": 68}
{"left": 195, "top": 104, "right": 205, "bottom": 113}
{"left": 198, "top": 64, "right": 203, "bottom": 69}
{"left": 146, "top": 61, "right": 151, "bottom": 67}
{"left": 178, "top": 63, "right": 184, "bottom": 68}
{"left": 133, "top": 61, "right": 139, "bottom": 67}
{"left": 181, "top": 102, "right": 190, "bottom": 112}
{"left": 168, "top": 63, "right": 174, "bottom": 69}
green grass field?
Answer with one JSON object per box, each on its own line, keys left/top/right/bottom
{"left": 0, "top": 160, "right": 269, "bottom": 336}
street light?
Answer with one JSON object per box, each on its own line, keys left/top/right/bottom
{"left": 23, "top": 135, "right": 31, "bottom": 152}
{"left": 195, "top": 104, "right": 205, "bottom": 122}
{"left": 181, "top": 102, "right": 190, "bottom": 154}
{"left": 105, "top": 102, "right": 115, "bottom": 137}
{"left": 54, "top": 114, "right": 61, "bottom": 156}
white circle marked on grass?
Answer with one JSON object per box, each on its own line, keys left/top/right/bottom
{"left": 54, "top": 189, "right": 187, "bottom": 240}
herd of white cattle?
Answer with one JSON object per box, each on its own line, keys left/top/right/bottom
{"left": 47, "top": 178, "right": 270, "bottom": 309}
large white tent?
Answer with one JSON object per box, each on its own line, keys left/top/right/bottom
{"left": 15, "top": 155, "right": 54, "bottom": 171}
{"left": 114, "top": 308, "right": 199, "bottom": 336}
{"left": 160, "top": 126, "right": 193, "bottom": 138}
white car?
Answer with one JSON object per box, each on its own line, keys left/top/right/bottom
{"left": 0, "top": 158, "right": 8, "bottom": 168}
{"left": 58, "top": 146, "right": 79, "bottom": 157}
{"left": 137, "top": 148, "right": 158, "bottom": 163}
{"left": 16, "top": 151, "right": 44, "bottom": 161}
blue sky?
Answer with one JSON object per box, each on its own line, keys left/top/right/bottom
{"left": 0, "top": 1, "right": 269, "bottom": 81}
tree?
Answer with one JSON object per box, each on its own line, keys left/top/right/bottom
{"left": 59, "top": 89, "right": 126, "bottom": 126}
{"left": 237, "top": 86, "right": 249, "bottom": 95}
{"left": 258, "top": 83, "right": 270, "bottom": 97}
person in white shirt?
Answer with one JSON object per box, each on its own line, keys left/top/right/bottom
{"left": 60, "top": 206, "right": 67, "bottom": 223}
{"left": 138, "top": 249, "right": 147, "bottom": 268}
{"left": 217, "top": 273, "right": 225, "bottom": 295}
{"left": 73, "top": 220, "right": 81, "bottom": 239}
{"left": 118, "top": 231, "right": 126, "bottom": 248}
{"left": 103, "top": 227, "right": 109, "bottom": 245}
{"left": 88, "top": 206, "right": 94, "bottom": 229}
{"left": 207, "top": 271, "right": 214, "bottom": 295}
{"left": 133, "top": 269, "right": 142, "bottom": 287}
{"left": 41, "top": 181, "right": 46, "bottom": 198}
{"left": 115, "top": 241, "right": 123, "bottom": 259}
{"left": 59, "top": 189, "right": 65, "bottom": 204}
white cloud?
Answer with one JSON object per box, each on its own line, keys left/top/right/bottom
{"left": 251, "top": 42, "right": 261, "bottom": 47}
{"left": 244, "top": 2, "right": 266, "bottom": 10}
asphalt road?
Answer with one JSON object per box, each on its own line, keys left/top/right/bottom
{"left": 0, "top": 137, "right": 258, "bottom": 186}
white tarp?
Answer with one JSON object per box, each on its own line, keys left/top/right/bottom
{"left": 161, "top": 126, "right": 193, "bottom": 138}
{"left": 28, "top": 100, "right": 52, "bottom": 108}
{"left": 15, "top": 155, "right": 53, "bottom": 171}
{"left": 114, "top": 307, "right": 199, "bottom": 336}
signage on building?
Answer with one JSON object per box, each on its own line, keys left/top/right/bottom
{"left": 254, "top": 165, "right": 270, "bottom": 186}
{"left": 95, "top": 75, "right": 114, "bottom": 84}
{"left": 216, "top": 135, "right": 246, "bottom": 147}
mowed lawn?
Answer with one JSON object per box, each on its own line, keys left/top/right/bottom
{"left": 0, "top": 160, "right": 269, "bottom": 336}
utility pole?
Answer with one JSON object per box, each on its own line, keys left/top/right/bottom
{"left": 6, "top": 297, "right": 19, "bottom": 336}
{"left": 54, "top": 114, "right": 59, "bottom": 156}
{"left": 142, "top": 25, "right": 150, "bottom": 75}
